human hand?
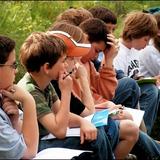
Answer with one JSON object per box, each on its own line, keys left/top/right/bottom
{"left": 2, "top": 96, "right": 19, "bottom": 123}
{"left": 80, "top": 119, "right": 97, "bottom": 144}
{"left": 104, "top": 34, "right": 119, "bottom": 61}
{"left": 154, "top": 75, "right": 160, "bottom": 86}
{"left": 58, "top": 71, "right": 73, "bottom": 94}
{"left": 75, "top": 63, "right": 88, "bottom": 79}
{"left": 0, "top": 85, "right": 33, "bottom": 104}
{"left": 109, "top": 105, "right": 133, "bottom": 120}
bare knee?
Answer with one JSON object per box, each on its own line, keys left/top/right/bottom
{"left": 119, "top": 120, "right": 139, "bottom": 142}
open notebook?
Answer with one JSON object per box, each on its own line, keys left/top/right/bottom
{"left": 125, "top": 107, "right": 145, "bottom": 127}
{"left": 41, "top": 109, "right": 109, "bottom": 140}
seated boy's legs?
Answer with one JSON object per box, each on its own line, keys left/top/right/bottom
{"left": 112, "top": 77, "right": 140, "bottom": 109}
{"left": 139, "top": 84, "right": 159, "bottom": 134}
{"left": 104, "top": 117, "right": 119, "bottom": 151}
{"left": 104, "top": 117, "right": 138, "bottom": 159}
{"left": 131, "top": 131, "right": 160, "bottom": 160}
{"left": 38, "top": 127, "right": 115, "bottom": 160}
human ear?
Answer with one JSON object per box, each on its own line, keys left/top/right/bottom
{"left": 43, "top": 63, "right": 50, "bottom": 74}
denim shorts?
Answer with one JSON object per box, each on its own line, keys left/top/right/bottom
{"left": 103, "top": 117, "right": 120, "bottom": 151}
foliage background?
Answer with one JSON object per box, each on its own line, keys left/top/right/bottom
{"left": 0, "top": 1, "right": 160, "bottom": 138}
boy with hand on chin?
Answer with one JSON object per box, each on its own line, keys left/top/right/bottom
{"left": 18, "top": 32, "right": 115, "bottom": 160}
{"left": 0, "top": 35, "right": 39, "bottom": 159}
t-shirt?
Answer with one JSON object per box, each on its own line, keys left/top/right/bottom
{"left": 0, "top": 108, "right": 26, "bottom": 159}
{"left": 139, "top": 44, "right": 160, "bottom": 77}
{"left": 18, "top": 73, "right": 58, "bottom": 137}
{"left": 51, "top": 80, "right": 85, "bottom": 115}
{"left": 114, "top": 42, "right": 140, "bottom": 79}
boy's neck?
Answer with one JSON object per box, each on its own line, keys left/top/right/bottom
{"left": 30, "top": 72, "right": 50, "bottom": 91}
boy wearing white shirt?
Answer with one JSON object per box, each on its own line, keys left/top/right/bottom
{"left": 114, "top": 11, "right": 159, "bottom": 135}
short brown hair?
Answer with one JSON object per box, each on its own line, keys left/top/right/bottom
{"left": 56, "top": 8, "right": 93, "bottom": 26}
{"left": 89, "top": 6, "right": 117, "bottom": 24}
{"left": 48, "top": 21, "right": 86, "bottom": 43}
{"left": 19, "top": 32, "right": 66, "bottom": 72}
{"left": 122, "top": 12, "right": 157, "bottom": 41}
{"left": 0, "top": 35, "right": 15, "bottom": 64}
{"left": 80, "top": 18, "right": 110, "bottom": 46}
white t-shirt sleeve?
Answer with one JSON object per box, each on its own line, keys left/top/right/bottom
{"left": 139, "top": 46, "right": 160, "bottom": 77}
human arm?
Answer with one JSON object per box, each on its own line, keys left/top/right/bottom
{"left": 2, "top": 97, "right": 21, "bottom": 133}
{"left": 89, "top": 35, "right": 119, "bottom": 100}
{"left": 39, "top": 72, "right": 72, "bottom": 139}
{"left": 75, "top": 63, "right": 95, "bottom": 117}
{"left": 103, "top": 34, "right": 119, "bottom": 68}
{"left": 87, "top": 61, "right": 117, "bottom": 101}
{"left": 139, "top": 46, "right": 160, "bottom": 77}
{"left": 68, "top": 112, "right": 97, "bottom": 144}
{"left": 1, "top": 85, "right": 39, "bottom": 159}
{"left": 95, "top": 101, "right": 133, "bottom": 120}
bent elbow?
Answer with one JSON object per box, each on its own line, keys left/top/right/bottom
{"left": 22, "top": 147, "right": 38, "bottom": 159}
{"left": 51, "top": 128, "right": 67, "bottom": 139}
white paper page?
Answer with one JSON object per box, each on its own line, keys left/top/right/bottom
{"left": 34, "top": 148, "right": 92, "bottom": 159}
{"left": 125, "top": 107, "right": 145, "bottom": 127}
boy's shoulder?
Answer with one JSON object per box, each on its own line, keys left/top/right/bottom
{"left": 17, "top": 73, "right": 37, "bottom": 93}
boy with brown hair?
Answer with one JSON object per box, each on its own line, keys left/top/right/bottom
{"left": 55, "top": 7, "right": 93, "bottom": 26}
{"left": 89, "top": 6, "right": 117, "bottom": 34}
{"left": 0, "top": 35, "right": 39, "bottom": 159}
{"left": 113, "top": 11, "right": 159, "bottom": 135}
{"left": 18, "top": 31, "right": 115, "bottom": 160}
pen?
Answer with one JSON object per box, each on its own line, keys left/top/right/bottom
{"left": 63, "top": 68, "right": 74, "bottom": 80}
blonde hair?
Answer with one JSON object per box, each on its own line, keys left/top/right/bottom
{"left": 122, "top": 11, "right": 157, "bottom": 41}
{"left": 56, "top": 8, "right": 93, "bottom": 26}
{"left": 49, "top": 21, "right": 86, "bottom": 43}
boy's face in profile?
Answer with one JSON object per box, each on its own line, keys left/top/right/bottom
{"left": 131, "top": 36, "right": 150, "bottom": 50}
{"left": 81, "top": 41, "right": 106, "bottom": 62}
{"left": 0, "top": 50, "right": 17, "bottom": 90}
{"left": 48, "top": 54, "right": 68, "bottom": 80}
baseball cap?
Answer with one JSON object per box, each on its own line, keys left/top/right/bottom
{"left": 47, "top": 31, "right": 91, "bottom": 57}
